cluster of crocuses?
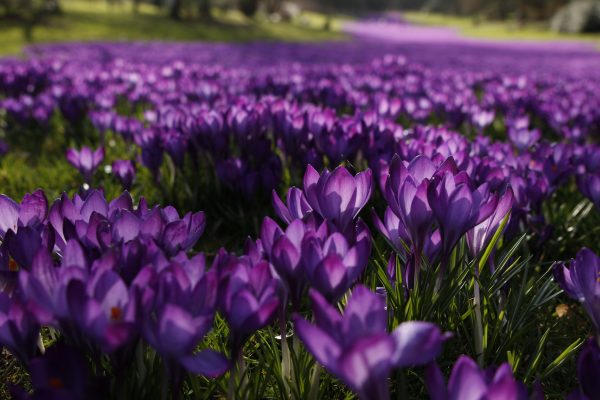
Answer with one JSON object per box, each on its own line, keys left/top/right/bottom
{"left": 0, "top": 161, "right": 540, "bottom": 399}
{"left": 63, "top": 107, "right": 600, "bottom": 247}
{"left": 0, "top": 189, "right": 231, "bottom": 396}
{"left": 1, "top": 39, "right": 600, "bottom": 399}
{"left": 1, "top": 45, "right": 600, "bottom": 204}
{"left": 374, "top": 154, "right": 514, "bottom": 289}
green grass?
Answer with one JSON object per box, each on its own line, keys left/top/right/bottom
{"left": 0, "top": 0, "right": 346, "bottom": 57}
{"left": 404, "top": 11, "right": 600, "bottom": 46}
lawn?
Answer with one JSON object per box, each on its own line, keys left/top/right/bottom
{"left": 404, "top": 11, "right": 600, "bottom": 46}
{"left": 0, "top": 0, "right": 346, "bottom": 56}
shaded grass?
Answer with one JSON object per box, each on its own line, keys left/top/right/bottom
{"left": 0, "top": 0, "right": 346, "bottom": 57}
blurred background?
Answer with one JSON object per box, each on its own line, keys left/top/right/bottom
{"left": 1, "top": 0, "right": 599, "bottom": 56}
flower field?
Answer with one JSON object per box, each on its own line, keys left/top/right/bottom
{"left": 1, "top": 22, "right": 600, "bottom": 399}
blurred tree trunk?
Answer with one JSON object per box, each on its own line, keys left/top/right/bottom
{"left": 45, "top": 0, "right": 61, "bottom": 13}
{"left": 265, "top": 0, "right": 281, "bottom": 14}
{"left": 238, "top": 0, "right": 259, "bottom": 17}
{"left": 498, "top": 0, "right": 511, "bottom": 20}
{"left": 199, "top": 0, "right": 211, "bottom": 19}
{"left": 133, "top": 0, "right": 140, "bottom": 14}
{"left": 170, "top": 0, "right": 181, "bottom": 19}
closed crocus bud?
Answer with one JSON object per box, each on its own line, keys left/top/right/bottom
{"left": 384, "top": 155, "right": 437, "bottom": 257}
{"left": 66, "top": 146, "right": 105, "bottom": 183}
{"left": 216, "top": 254, "right": 280, "bottom": 356}
{"left": 111, "top": 160, "right": 136, "bottom": 190}
{"left": 136, "top": 129, "right": 163, "bottom": 178}
{"left": 260, "top": 217, "right": 311, "bottom": 309}
{"left": 427, "top": 171, "right": 497, "bottom": 263}
{"left": 142, "top": 263, "right": 227, "bottom": 380}
{"left": 553, "top": 248, "right": 600, "bottom": 333}
{"left": 466, "top": 187, "right": 514, "bottom": 259}
{"left": 372, "top": 206, "right": 410, "bottom": 257}
{"left": 426, "top": 356, "right": 528, "bottom": 400}
{"left": 577, "top": 172, "right": 600, "bottom": 211}
{"left": 161, "top": 129, "right": 187, "bottom": 168}
{"left": 301, "top": 220, "right": 371, "bottom": 303}
{"left": 294, "top": 286, "right": 449, "bottom": 400}
{"left": 303, "top": 164, "right": 373, "bottom": 233}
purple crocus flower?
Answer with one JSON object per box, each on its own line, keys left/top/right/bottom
{"left": 294, "top": 286, "right": 449, "bottom": 400}
{"left": 10, "top": 345, "right": 95, "bottom": 400}
{"left": 372, "top": 207, "right": 410, "bottom": 256}
{"left": 0, "top": 190, "right": 51, "bottom": 280}
{"left": 66, "top": 146, "right": 105, "bottom": 183}
{"left": 568, "top": 338, "right": 600, "bottom": 400}
{"left": 577, "top": 172, "right": 600, "bottom": 211}
{"left": 161, "top": 129, "right": 187, "bottom": 168}
{"left": 142, "top": 261, "right": 228, "bottom": 380}
{"left": 382, "top": 155, "right": 447, "bottom": 288}
{"left": 111, "top": 160, "right": 136, "bottom": 190}
{"left": 553, "top": 248, "right": 600, "bottom": 332}
{"left": 384, "top": 155, "right": 437, "bottom": 259}
{"left": 46, "top": 189, "right": 205, "bottom": 257}
{"left": 0, "top": 189, "right": 48, "bottom": 238}
{"left": 260, "top": 217, "right": 316, "bottom": 309}
{"left": 426, "top": 356, "right": 528, "bottom": 400}
{"left": 0, "top": 291, "right": 40, "bottom": 364}
{"left": 303, "top": 164, "right": 373, "bottom": 232}
{"left": 135, "top": 128, "right": 163, "bottom": 178}
{"left": 272, "top": 187, "right": 313, "bottom": 225}
{"left": 466, "top": 187, "right": 514, "bottom": 259}
{"left": 216, "top": 251, "right": 280, "bottom": 355}
{"left": 18, "top": 246, "right": 87, "bottom": 326}
{"left": 507, "top": 115, "right": 540, "bottom": 152}
{"left": 158, "top": 208, "right": 206, "bottom": 256}
{"left": 301, "top": 220, "right": 371, "bottom": 302}
{"left": 66, "top": 266, "right": 139, "bottom": 352}
{"left": 427, "top": 171, "right": 497, "bottom": 264}
{"left": 372, "top": 207, "right": 442, "bottom": 288}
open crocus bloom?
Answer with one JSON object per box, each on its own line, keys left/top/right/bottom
{"left": 294, "top": 285, "right": 449, "bottom": 400}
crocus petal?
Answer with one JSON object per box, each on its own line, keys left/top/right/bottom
{"left": 272, "top": 190, "right": 293, "bottom": 224}
{"left": 293, "top": 314, "right": 341, "bottom": 372}
{"left": 342, "top": 285, "right": 387, "bottom": 343}
{"left": 18, "top": 190, "right": 47, "bottom": 227}
{"left": 392, "top": 321, "right": 448, "bottom": 368}
{"left": 447, "top": 356, "right": 488, "bottom": 400}
{"left": 576, "top": 339, "right": 600, "bottom": 399}
{"left": 337, "top": 334, "right": 395, "bottom": 398}
{"left": 0, "top": 195, "right": 19, "bottom": 236}
{"left": 426, "top": 363, "right": 449, "bottom": 400}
